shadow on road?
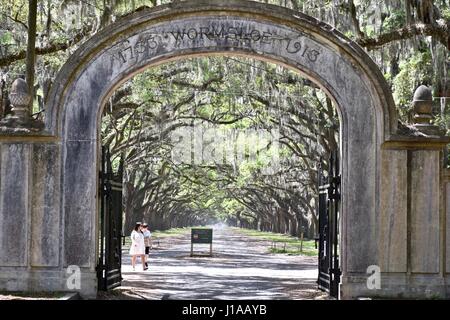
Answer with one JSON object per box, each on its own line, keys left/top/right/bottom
{"left": 103, "top": 227, "right": 329, "bottom": 300}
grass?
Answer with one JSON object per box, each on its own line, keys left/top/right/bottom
{"left": 151, "top": 227, "right": 192, "bottom": 238}
{"left": 121, "top": 226, "right": 318, "bottom": 256}
{"left": 233, "top": 227, "right": 318, "bottom": 257}
{"left": 122, "top": 226, "right": 200, "bottom": 247}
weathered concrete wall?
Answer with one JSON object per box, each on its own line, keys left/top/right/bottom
{"left": 0, "top": 143, "right": 30, "bottom": 267}
{"left": 379, "top": 149, "right": 407, "bottom": 273}
{"left": 30, "top": 143, "right": 61, "bottom": 267}
{"left": 410, "top": 150, "right": 440, "bottom": 273}
{"left": 0, "top": 0, "right": 447, "bottom": 299}
{"left": 444, "top": 170, "right": 450, "bottom": 296}
{"left": 63, "top": 141, "right": 97, "bottom": 268}
{"left": 0, "top": 139, "right": 97, "bottom": 296}
{"left": 361, "top": 145, "right": 448, "bottom": 299}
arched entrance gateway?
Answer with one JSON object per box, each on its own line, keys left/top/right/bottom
{"left": 0, "top": 0, "right": 449, "bottom": 299}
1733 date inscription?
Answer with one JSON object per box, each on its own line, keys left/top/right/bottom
{"left": 109, "top": 24, "right": 322, "bottom": 67}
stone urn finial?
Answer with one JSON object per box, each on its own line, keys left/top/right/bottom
{"left": 412, "top": 85, "right": 433, "bottom": 125}
{"left": 0, "top": 77, "right": 44, "bottom": 133}
{"left": 410, "top": 85, "right": 442, "bottom": 136}
{"left": 9, "top": 78, "right": 31, "bottom": 125}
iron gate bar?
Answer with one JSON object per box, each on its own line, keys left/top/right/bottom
{"left": 317, "top": 151, "right": 341, "bottom": 298}
{"left": 97, "top": 146, "right": 106, "bottom": 291}
{"left": 97, "top": 146, "right": 124, "bottom": 291}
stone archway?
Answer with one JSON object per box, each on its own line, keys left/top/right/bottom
{"left": 0, "top": 0, "right": 448, "bottom": 299}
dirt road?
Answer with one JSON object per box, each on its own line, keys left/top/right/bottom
{"left": 114, "top": 227, "right": 328, "bottom": 300}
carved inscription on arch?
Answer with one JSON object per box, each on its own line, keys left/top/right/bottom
{"left": 108, "top": 20, "right": 322, "bottom": 68}
{"left": 110, "top": 34, "right": 161, "bottom": 66}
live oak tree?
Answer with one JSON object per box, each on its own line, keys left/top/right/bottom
{"left": 102, "top": 57, "right": 337, "bottom": 237}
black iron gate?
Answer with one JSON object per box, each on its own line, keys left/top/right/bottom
{"left": 97, "top": 146, "right": 124, "bottom": 291}
{"left": 317, "top": 151, "right": 341, "bottom": 298}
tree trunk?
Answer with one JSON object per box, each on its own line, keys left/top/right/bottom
{"left": 26, "top": 0, "right": 38, "bottom": 111}
{"left": 405, "top": 0, "right": 413, "bottom": 26}
{"left": 290, "top": 217, "right": 298, "bottom": 237}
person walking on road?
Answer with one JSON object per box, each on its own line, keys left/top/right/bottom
{"left": 130, "top": 222, "right": 147, "bottom": 271}
{"left": 142, "top": 223, "right": 152, "bottom": 268}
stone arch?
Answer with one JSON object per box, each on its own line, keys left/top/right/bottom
{"left": 44, "top": 0, "right": 399, "bottom": 298}
{"left": 11, "top": 0, "right": 446, "bottom": 300}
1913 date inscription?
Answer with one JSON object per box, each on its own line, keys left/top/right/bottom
{"left": 109, "top": 24, "right": 322, "bottom": 67}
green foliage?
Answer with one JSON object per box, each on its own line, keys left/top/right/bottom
{"left": 382, "top": 10, "right": 405, "bottom": 32}
{"left": 441, "top": 8, "right": 450, "bottom": 21}
{"left": 0, "top": 31, "right": 13, "bottom": 44}
{"left": 393, "top": 51, "right": 433, "bottom": 119}
{"left": 101, "top": 56, "right": 338, "bottom": 234}
{"left": 235, "top": 227, "right": 318, "bottom": 256}
{"left": 362, "top": 25, "right": 377, "bottom": 38}
{"left": 151, "top": 227, "right": 192, "bottom": 237}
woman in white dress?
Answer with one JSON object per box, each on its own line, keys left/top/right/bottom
{"left": 129, "top": 222, "right": 147, "bottom": 271}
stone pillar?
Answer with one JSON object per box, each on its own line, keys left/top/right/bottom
{"left": 409, "top": 149, "right": 440, "bottom": 274}
{"left": 0, "top": 137, "right": 72, "bottom": 294}
{"left": 0, "top": 143, "right": 31, "bottom": 269}
{"left": 444, "top": 170, "right": 450, "bottom": 282}
{"left": 374, "top": 85, "right": 450, "bottom": 299}
{"left": 410, "top": 86, "right": 445, "bottom": 279}
{"left": 30, "top": 143, "right": 61, "bottom": 268}
{"left": 379, "top": 149, "right": 407, "bottom": 274}
{"left": 0, "top": 79, "right": 66, "bottom": 294}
